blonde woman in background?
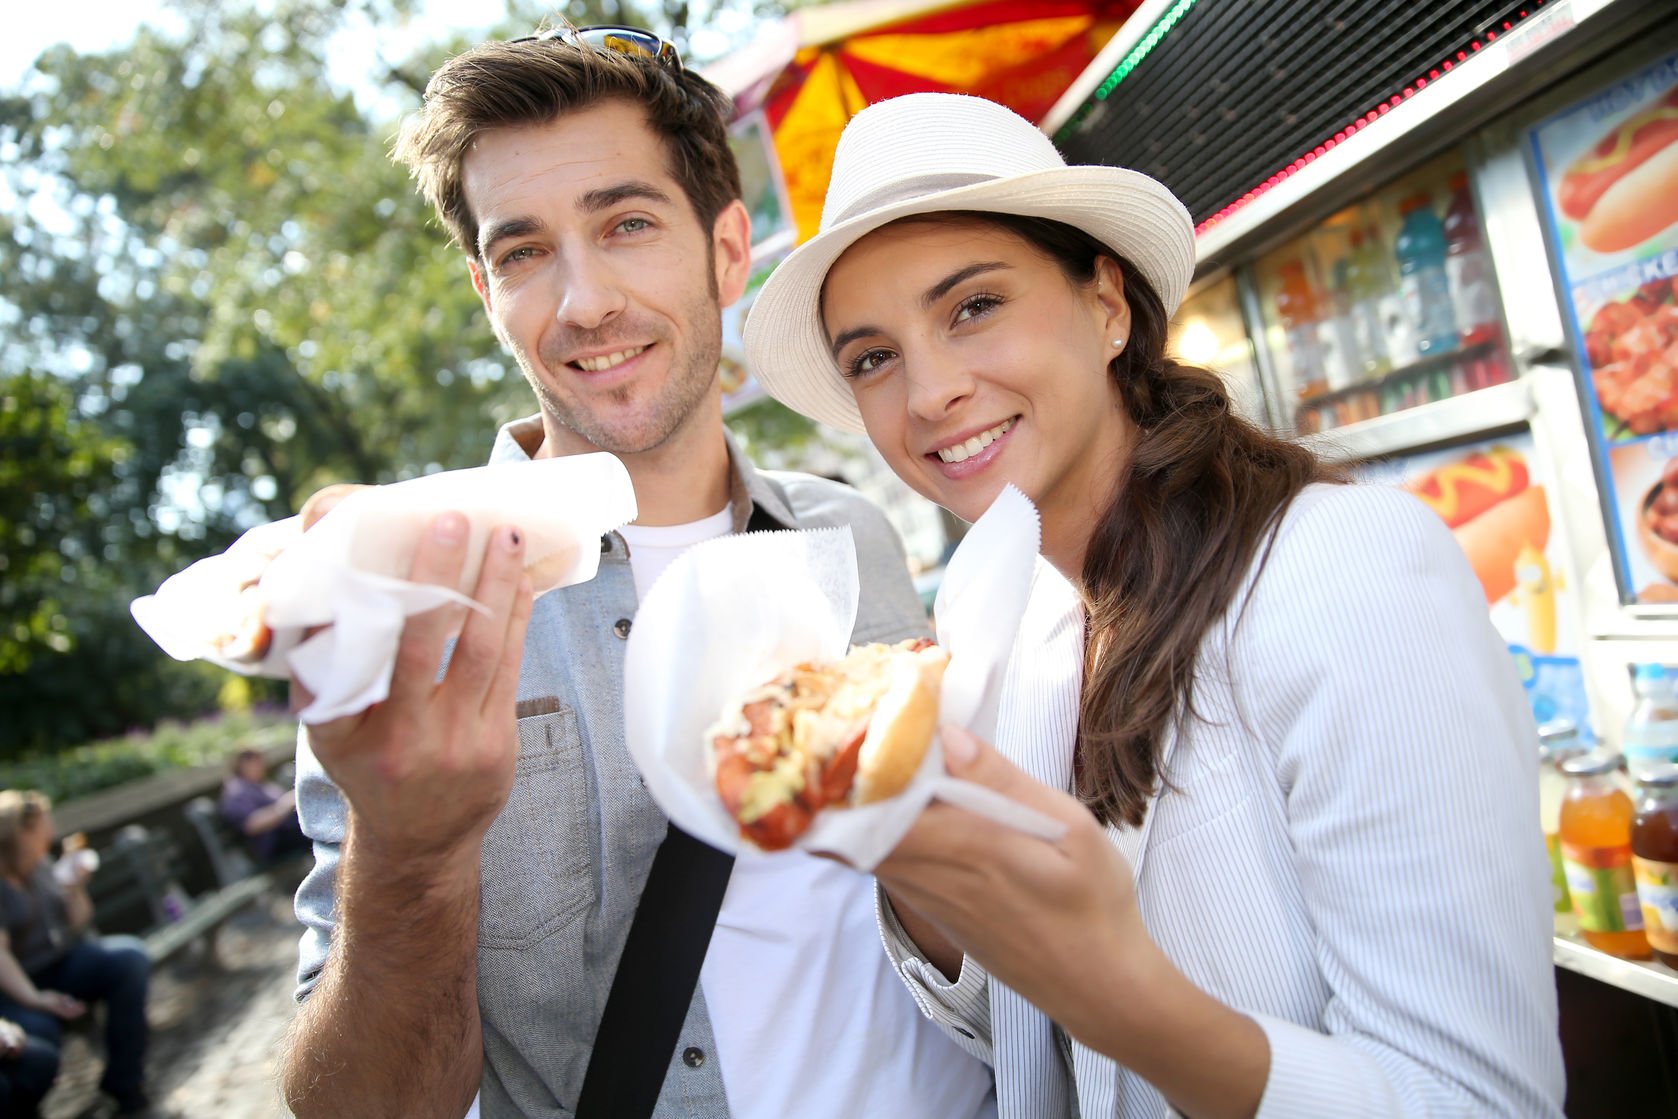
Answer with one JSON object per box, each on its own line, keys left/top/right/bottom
{"left": 0, "top": 790, "right": 152, "bottom": 1115}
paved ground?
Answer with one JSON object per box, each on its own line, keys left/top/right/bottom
{"left": 41, "top": 890, "right": 301, "bottom": 1119}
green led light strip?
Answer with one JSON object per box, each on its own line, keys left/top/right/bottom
{"left": 1057, "top": 0, "right": 1200, "bottom": 138}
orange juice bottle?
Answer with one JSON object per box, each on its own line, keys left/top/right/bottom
{"left": 1559, "top": 752, "right": 1651, "bottom": 958}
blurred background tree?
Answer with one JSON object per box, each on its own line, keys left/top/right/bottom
{"left": 0, "top": 0, "right": 813, "bottom": 757}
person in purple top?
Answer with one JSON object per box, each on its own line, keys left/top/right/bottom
{"left": 219, "top": 749, "right": 310, "bottom": 865}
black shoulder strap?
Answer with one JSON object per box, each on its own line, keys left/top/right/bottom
{"left": 575, "top": 823, "right": 733, "bottom": 1118}
{"left": 575, "top": 503, "right": 783, "bottom": 1117}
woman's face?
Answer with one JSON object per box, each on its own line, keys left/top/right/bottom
{"left": 821, "top": 218, "right": 1135, "bottom": 553}
{"left": 17, "top": 811, "right": 54, "bottom": 874}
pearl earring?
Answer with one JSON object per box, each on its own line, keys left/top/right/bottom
{"left": 1111, "top": 337, "right": 1125, "bottom": 349}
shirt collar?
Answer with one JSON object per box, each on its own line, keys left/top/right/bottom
{"left": 488, "top": 414, "right": 798, "bottom": 534}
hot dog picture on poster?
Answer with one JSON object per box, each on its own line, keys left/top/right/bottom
{"left": 1531, "top": 51, "right": 1678, "bottom": 604}
{"left": 1362, "top": 436, "right": 1593, "bottom": 737}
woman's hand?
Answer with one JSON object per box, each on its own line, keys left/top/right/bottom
{"left": 881, "top": 726, "right": 1272, "bottom": 1117}
{"left": 874, "top": 725, "right": 1152, "bottom": 1041}
{"left": 34, "top": 990, "right": 85, "bottom": 1019}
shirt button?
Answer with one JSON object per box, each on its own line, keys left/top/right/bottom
{"left": 612, "top": 618, "right": 632, "bottom": 639}
{"left": 682, "top": 1046, "right": 704, "bottom": 1068}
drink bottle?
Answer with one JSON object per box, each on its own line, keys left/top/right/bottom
{"left": 1623, "top": 664, "right": 1678, "bottom": 784}
{"left": 1395, "top": 194, "right": 1458, "bottom": 357}
{"left": 1560, "top": 752, "right": 1650, "bottom": 958}
{"left": 1631, "top": 765, "right": 1678, "bottom": 968}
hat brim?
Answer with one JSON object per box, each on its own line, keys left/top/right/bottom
{"left": 743, "top": 165, "right": 1195, "bottom": 435}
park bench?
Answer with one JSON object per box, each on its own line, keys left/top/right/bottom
{"left": 87, "top": 816, "right": 274, "bottom": 968}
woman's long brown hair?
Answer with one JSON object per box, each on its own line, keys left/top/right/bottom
{"left": 947, "top": 212, "right": 1341, "bottom": 828}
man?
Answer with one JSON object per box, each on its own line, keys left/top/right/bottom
{"left": 278, "top": 28, "right": 997, "bottom": 1119}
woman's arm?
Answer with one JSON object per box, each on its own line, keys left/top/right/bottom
{"left": 878, "top": 727, "right": 1270, "bottom": 1118}
{"left": 1224, "top": 486, "right": 1563, "bottom": 1116}
{"left": 881, "top": 888, "right": 963, "bottom": 980}
{"left": 62, "top": 877, "right": 92, "bottom": 934}
{"left": 0, "top": 934, "right": 82, "bottom": 1019}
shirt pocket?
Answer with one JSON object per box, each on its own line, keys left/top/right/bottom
{"left": 478, "top": 706, "right": 597, "bottom": 950}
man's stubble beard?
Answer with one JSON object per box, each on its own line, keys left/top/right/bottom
{"left": 520, "top": 281, "right": 724, "bottom": 457}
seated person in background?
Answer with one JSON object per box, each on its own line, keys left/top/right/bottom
{"left": 0, "top": 790, "right": 152, "bottom": 1116}
{"left": 220, "top": 749, "right": 310, "bottom": 865}
{"left": 0, "top": 1014, "right": 59, "bottom": 1119}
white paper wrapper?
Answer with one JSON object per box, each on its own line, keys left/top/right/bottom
{"left": 131, "top": 454, "right": 636, "bottom": 723}
{"left": 624, "top": 484, "right": 1065, "bottom": 870}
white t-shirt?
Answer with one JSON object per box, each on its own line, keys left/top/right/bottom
{"left": 622, "top": 509, "right": 996, "bottom": 1119}
{"left": 619, "top": 507, "right": 735, "bottom": 600}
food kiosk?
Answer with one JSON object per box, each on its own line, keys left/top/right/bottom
{"left": 1044, "top": 1, "right": 1678, "bottom": 1109}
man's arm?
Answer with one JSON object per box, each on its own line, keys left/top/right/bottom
{"left": 278, "top": 513, "right": 532, "bottom": 1119}
{"left": 283, "top": 820, "right": 486, "bottom": 1116}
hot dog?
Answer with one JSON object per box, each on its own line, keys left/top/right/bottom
{"left": 1405, "top": 446, "right": 1550, "bottom": 606}
{"left": 708, "top": 638, "right": 948, "bottom": 851}
{"left": 1559, "top": 83, "right": 1678, "bottom": 255}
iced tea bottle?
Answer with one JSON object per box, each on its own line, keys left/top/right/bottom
{"left": 1538, "top": 721, "right": 1586, "bottom": 929}
{"left": 1559, "top": 752, "right": 1650, "bottom": 958}
{"left": 1631, "top": 765, "right": 1678, "bottom": 968}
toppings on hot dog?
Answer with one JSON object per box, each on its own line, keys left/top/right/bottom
{"left": 708, "top": 638, "right": 948, "bottom": 851}
{"left": 1558, "top": 84, "right": 1678, "bottom": 254}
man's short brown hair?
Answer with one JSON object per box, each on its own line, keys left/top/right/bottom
{"left": 394, "top": 36, "right": 743, "bottom": 256}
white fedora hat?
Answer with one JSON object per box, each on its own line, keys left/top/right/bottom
{"left": 743, "top": 92, "right": 1195, "bottom": 435}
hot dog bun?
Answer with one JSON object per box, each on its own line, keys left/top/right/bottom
{"left": 1578, "top": 139, "right": 1678, "bottom": 254}
{"left": 1405, "top": 446, "right": 1550, "bottom": 604}
{"left": 709, "top": 638, "right": 947, "bottom": 850}
{"left": 1452, "top": 484, "right": 1550, "bottom": 604}
{"left": 1560, "top": 84, "right": 1678, "bottom": 255}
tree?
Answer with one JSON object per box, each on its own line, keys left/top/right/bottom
{"left": 0, "top": 0, "right": 806, "bottom": 754}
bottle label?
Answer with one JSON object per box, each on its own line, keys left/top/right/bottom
{"left": 1633, "top": 857, "right": 1678, "bottom": 953}
{"left": 1562, "top": 841, "right": 1644, "bottom": 932}
{"left": 1622, "top": 720, "right": 1678, "bottom": 752}
{"left": 1546, "top": 833, "right": 1572, "bottom": 914}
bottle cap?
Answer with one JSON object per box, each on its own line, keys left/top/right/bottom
{"left": 1559, "top": 751, "right": 1620, "bottom": 778}
{"left": 1635, "top": 763, "right": 1678, "bottom": 788}
{"left": 1634, "top": 663, "right": 1668, "bottom": 685}
{"left": 1538, "top": 717, "right": 1578, "bottom": 743}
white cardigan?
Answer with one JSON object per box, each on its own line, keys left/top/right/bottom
{"left": 880, "top": 484, "right": 1565, "bottom": 1118}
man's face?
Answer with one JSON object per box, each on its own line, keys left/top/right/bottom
{"left": 464, "top": 99, "right": 750, "bottom": 456}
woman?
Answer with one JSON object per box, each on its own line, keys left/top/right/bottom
{"left": 744, "top": 94, "right": 1562, "bottom": 1118}
{"left": 0, "top": 791, "right": 152, "bottom": 1115}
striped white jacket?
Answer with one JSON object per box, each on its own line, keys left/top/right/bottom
{"left": 880, "top": 484, "right": 1565, "bottom": 1118}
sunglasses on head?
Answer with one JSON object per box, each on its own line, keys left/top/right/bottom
{"left": 513, "top": 25, "right": 683, "bottom": 71}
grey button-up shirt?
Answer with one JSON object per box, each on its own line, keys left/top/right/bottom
{"left": 293, "top": 417, "right": 932, "bottom": 1118}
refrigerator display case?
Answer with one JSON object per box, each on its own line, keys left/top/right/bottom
{"left": 1047, "top": 1, "right": 1678, "bottom": 1108}
{"left": 1247, "top": 150, "right": 1514, "bottom": 435}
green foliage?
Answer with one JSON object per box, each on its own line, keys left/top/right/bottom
{"left": 0, "top": 0, "right": 801, "bottom": 757}
{"left": 0, "top": 708, "right": 297, "bottom": 803}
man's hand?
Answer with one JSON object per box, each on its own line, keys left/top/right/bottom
{"left": 296, "top": 512, "right": 534, "bottom": 863}
{"left": 0, "top": 1018, "right": 25, "bottom": 1057}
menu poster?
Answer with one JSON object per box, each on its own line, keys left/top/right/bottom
{"left": 1529, "top": 50, "right": 1678, "bottom": 605}
{"left": 1361, "top": 433, "right": 1595, "bottom": 739}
